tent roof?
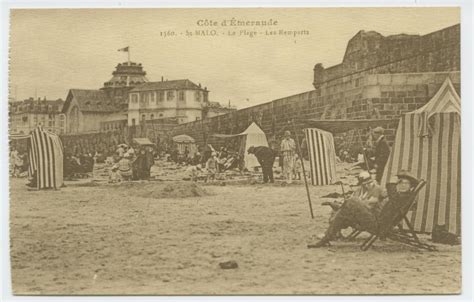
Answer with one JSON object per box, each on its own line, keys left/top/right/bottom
{"left": 172, "top": 134, "right": 195, "bottom": 143}
{"left": 242, "top": 122, "right": 265, "bottom": 135}
{"left": 133, "top": 137, "right": 154, "bottom": 146}
{"left": 211, "top": 122, "right": 265, "bottom": 138}
{"left": 304, "top": 119, "right": 397, "bottom": 133}
{"left": 412, "top": 77, "right": 460, "bottom": 115}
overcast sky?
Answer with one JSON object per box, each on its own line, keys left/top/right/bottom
{"left": 9, "top": 8, "right": 459, "bottom": 109}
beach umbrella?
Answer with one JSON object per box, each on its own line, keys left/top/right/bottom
{"left": 172, "top": 134, "right": 195, "bottom": 143}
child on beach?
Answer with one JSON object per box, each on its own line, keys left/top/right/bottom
{"left": 294, "top": 154, "right": 302, "bottom": 180}
{"left": 186, "top": 164, "right": 201, "bottom": 182}
{"left": 108, "top": 165, "right": 122, "bottom": 183}
{"left": 205, "top": 153, "right": 218, "bottom": 182}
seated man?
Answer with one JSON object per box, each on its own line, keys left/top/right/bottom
{"left": 376, "top": 171, "right": 419, "bottom": 239}
{"left": 308, "top": 170, "right": 419, "bottom": 248}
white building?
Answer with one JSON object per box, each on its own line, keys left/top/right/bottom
{"left": 127, "top": 79, "right": 209, "bottom": 126}
{"left": 9, "top": 98, "right": 66, "bottom": 135}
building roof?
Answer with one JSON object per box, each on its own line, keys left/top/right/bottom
{"left": 63, "top": 89, "right": 119, "bottom": 113}
{"left": 130, "top": 79, "right": 206, "bottom": 92}
{"left": 9, "top": 98, "right": 64, "bottom": 114}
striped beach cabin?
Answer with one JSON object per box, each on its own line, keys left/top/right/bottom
{"left": 381, "top": 78, "right": 461, "bottom": 235}
{"left": 304, "top": 128, "right": 337, "bottom": 186}
{"left": 27, "top": 127, "right": 64, "bottom": 190}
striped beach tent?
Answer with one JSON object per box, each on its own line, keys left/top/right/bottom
{"left": 27, "top": 127, "right": 64, "bottom": 190}
{"left": 381, "top": 77, "right": 461, "bottom": 235}
{"left": 304, "top": 128, "right": 337, "bottom": 186}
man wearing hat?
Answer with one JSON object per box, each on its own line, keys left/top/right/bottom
{"left": 372, "top": 127, "right": 391, "bottom": 183}
{"left": 308, "top": 170, "right": 419, "bottom": 248}
{"left": 376, "top": 170, "right": 419, "bottom": 238}
{"left": 280, "top": 130, "right": 296, "bottom": 184}
{"left": 248, "top": 146, "right": 276, "bottom": 183}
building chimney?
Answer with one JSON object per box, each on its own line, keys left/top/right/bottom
{"left": 161, "top": 76, "right": 164, "bottom": 82}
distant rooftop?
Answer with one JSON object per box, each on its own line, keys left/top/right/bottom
{"left": 10, "top": 97, "right": 65, "bottom": 114}
{"left": 63, "top": 89, "right": 119, "bottom": 113}
{"left": 131, "top": 79, "right": 207, "bottom": 92}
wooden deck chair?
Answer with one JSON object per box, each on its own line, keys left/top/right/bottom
{"left": 360, "top": 179, "right": 437, "bottom": 251}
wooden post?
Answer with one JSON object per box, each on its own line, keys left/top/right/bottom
{"left": 291, "top": 120, "right": 314, "bottom": 219}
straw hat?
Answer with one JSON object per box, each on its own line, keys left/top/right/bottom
{"left": 373, "top": 127, "right": 384, "bottom": 134}
{"left": 396, "top": 170, "right": 419, "bottom": 186}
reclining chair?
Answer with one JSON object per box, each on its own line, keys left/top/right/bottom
{"left": 347, "top": 179, "right": 436, "bottom": 251}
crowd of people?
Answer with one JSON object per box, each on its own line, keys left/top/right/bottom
{"left": 108, "top": 144, "right": 155, "bottom": 183}
{"left": 179, "top": 146, "right": 244, "bottom": 183}
{"left": 12, "top": 126, "right": 391, "bottom": 187}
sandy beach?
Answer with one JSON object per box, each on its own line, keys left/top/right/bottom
{"left": 9, "top": 161, "right": 461, "bottom": 295}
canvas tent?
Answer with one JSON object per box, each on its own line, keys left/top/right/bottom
{"left": 381, "top": 78, "right": 461, "bottom": 235}
{"left": 133, "top": 137, "right": 154, "bottom": 146}
{"left": 10, "top": 127, "right": 64, "bottom": 190}
{"left": 304, "top": 128, "right": 338, "bottom": 186}
{"left": 172, "top": 134, "right": 197, "bottom": 158}
{"left": 212, "top": 122, "right": 268, "bottom": 170}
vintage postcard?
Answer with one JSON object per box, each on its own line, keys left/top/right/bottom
{"left": 7, "top": 7, "right": 462, "bottom": 295}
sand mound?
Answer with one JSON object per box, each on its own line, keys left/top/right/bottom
{"left": 111, "top": 181, "right": 209, "bottom": 199}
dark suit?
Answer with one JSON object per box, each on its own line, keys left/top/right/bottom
{"left": 374, "top": 136, "right": 390, "bottom": 182}
{"left": 251, "top": 146, "right": 275, "bottom": 183}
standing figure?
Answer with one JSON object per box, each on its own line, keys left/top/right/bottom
{"left": 247, "top": 146, "right": 275, "bottom": 183}
{"left": 294, "top": 154, "right": 302, "bottom": 180}
{"left": 371, "top": 127, "right": 391, "bottom": 183}
{"left": 134, "top": 148, "right": 149, "bottom": 180}
{"left": 145, "top": 146, "right": 155, "bottom": 178}
{"left": 205, "top": 152, "right": 218, "bottom": 182}
{"left": 118, "top": 153, "right": 133, "bottom": 181}
{"left": 280, "top": 131, "right": 296, "bottom": 184}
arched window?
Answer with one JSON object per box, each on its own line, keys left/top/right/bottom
{"left": 150, "top": 114, "right": 154, "bottom": 120}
